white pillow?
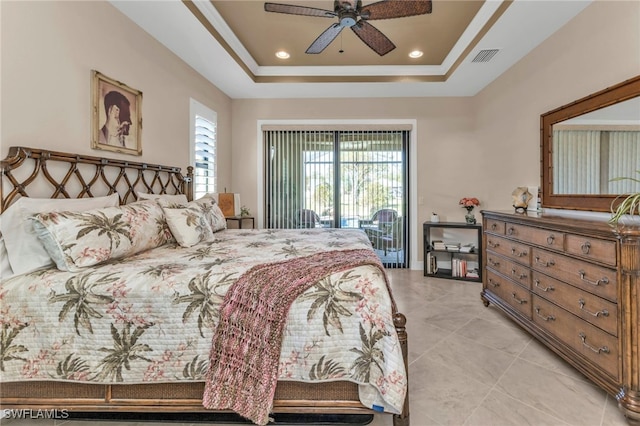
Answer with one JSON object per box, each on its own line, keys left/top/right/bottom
{"left": 136, "top": 192, "right": 188, "bottom": 204}
{"left": 0, "top": 233, "right": 13, "bottom": 280}
{"left": 0, "top": 194, "right": 119, "bottom": 275}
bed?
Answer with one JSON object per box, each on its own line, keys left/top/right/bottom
{"left": 0, "top": 147, "right": 410, "bottom": 426}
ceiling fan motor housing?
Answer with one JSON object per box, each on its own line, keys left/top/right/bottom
{"left": 339, "top": 10, "right": 357, "bottom": 27}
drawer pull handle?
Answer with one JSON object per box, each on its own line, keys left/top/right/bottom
{"left": 581, "top": 242, "right": 591, "bottom": 254}
{"left": 511, "top": 269, "right": 527, "bottom": 279}
{"left": 578, "top": 299, "right": 609, "bottom": 317}
{"left": 488, "top": 258, "right": 500, "bottom": 267}
{"left": 546, "top": 235, "right": 555, "bottom": 245}
{"left": 491, "top": 223, "right": 498, "bottom": 231}
{"left": 511, "top": 293, "right": 527, "bottom": 304}
{"left": 488, "top": 278, "right": 500, "bottom": 288}
{"left": 534, "top": 307, "right": 555, "bottom": 321}
{"left": 579, "top": 332, "right": 610, "bottom": 354}
{"left": 534, "top": 280, "right": 554, "bottom": 292}
{"left": 578, "top": 270, "right": 609, "bottom": 286}
{"left": 507, "top": 227, "right": 515, "bottom": 236}
{"left": 488, "top": 240, "right": 500, "bottom": 248}
{"left": 511, "top": 248, "right": 528, "bottom": 257}
{"left": 534, "top": 256, "right": 555, "bottom": 267}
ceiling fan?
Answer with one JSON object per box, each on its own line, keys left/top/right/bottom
{"left": 264, "top": 0, "right": 432, "bottom": 56}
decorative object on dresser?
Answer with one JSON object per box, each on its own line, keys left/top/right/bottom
{"left": 511, "top": 187, "right": 532, "bottom": 213}
{"left": 459, "top": 197, "right": 480, "bottom": 224}
{"left": 609, "top": 169, "right": 640, "bottom": 227}
{"left": 481, "top": 210, "right": 640, "bottom": 422}
{"left": 423, "top": 221, "right": 482, "bottom": 281}
{"left": 91, "top": 70, "right": 142, "bottom": 156}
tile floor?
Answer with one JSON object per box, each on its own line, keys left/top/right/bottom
{"left": 2, "top": 269, "right": 630, "bottom": 426}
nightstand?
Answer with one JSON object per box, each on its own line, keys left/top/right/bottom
{"left": 225, "top": 216, "right": 255, "bottom": 229}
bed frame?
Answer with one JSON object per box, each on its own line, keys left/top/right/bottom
{"left": 0, "top": 146, "right": 410, "bottom": 426}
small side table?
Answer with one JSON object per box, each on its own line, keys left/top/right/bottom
{"left": 225, "top": 216, "right": 255, "bottom": 229}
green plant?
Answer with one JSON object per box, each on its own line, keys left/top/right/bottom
{"left": 240, "top": 205, "right": 251, "bottom": 217}
{"left": 609, "top": 169, "right": 640, "bottom": 226}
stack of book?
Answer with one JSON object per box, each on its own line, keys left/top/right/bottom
{"left": 459, "top": 243, "right": 475, "bottom": 253}
{"left": 425, "top": 252, "right": 439, "bottom": 274}
{"left": 451, "top": 259, "right": 467, "bottom": 277}
{"left": 446, "top": 243, "right": 461, "bottom": 252}
{"left": 432, "top": 240, "right": 446, "bottom": 251}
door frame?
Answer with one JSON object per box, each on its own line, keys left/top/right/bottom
{"left": 257, "top": 119, "right": 419, "bottom": 270}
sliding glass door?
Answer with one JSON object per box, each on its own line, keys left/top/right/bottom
{"left": 264, "top": 129, "right": 409, "bottom": 268}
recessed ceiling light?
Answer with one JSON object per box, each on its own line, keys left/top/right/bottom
{"left": 409, "top": 50, "right": 423, "bottom": 59}
{"left": 276, "top": 51, "right": 290, "bottom": 59}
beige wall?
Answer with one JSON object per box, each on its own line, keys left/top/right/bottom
{"left": 473, "top": 0, "right": 640, "bottom": 212}
{"left": 0, "top": 1, "right": 232, "bottom": 188}
{"left": 231, "top": 0, "right": 640, "bottom": 267}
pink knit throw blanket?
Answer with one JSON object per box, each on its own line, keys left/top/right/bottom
{"left": 202, "top": 248, "right": 390, "bottom": 425}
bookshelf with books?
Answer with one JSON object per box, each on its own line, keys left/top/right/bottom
{"left": 423, "top": 222, "right": 482, "bottom": 282}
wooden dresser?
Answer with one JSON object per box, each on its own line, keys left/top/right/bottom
{"left": 481, "top": 210, "right": 640, "bottom": 421}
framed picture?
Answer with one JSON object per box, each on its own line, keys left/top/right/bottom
{"left": 91, "top": 70, "right": 142, "bottom": 156}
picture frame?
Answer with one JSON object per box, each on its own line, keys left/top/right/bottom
{"left": 91, "top": 70, "right": 142, "bottom": 156}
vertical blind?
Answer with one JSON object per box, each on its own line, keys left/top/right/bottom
{"left": 553, "top": 130, "right": 640, "bottom": 194}
{"left": 553, "top": 130, "right": 601, "bottom": 194}
{"left": 609, "top": 131, "right": 640, "bottom": 193}
{"left": 264, "top": 129, "right": 408, "bottom": 267}
{"left": 194, "top": 115, "right": 217, "bottom": 200}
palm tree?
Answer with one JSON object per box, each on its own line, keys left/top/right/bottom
{"left": 172, "top": 271, "right": 231, "bottom": 337}
{"left": 0, "top": 322, "right": 28, "bottom": 371}
{"left": 349, "top": 323, "right": 389, "bottom": 382}
{"left": 49, "top": 273, "right": 119, "bottom": 335}
{"left": 75, "top": 211, "right": 132, "bottom": 253}
{"left": 309, "top": 355, "right": 346, "bottom": 380}
{"left": 299, "top": 271, "right": 363, "bottom": 336}
{"left": 94, "top": 322, "right": 154, "bottom": 382}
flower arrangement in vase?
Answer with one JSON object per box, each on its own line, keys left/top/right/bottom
{"left": 459, "top": 197, "right": 480, "bottom": 224}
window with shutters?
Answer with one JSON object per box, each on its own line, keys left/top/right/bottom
{"left": 190, "top": 99, "right": 217, "bottom": 199}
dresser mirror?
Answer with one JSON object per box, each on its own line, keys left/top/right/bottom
{"left": 541, "top": 75, "right": 640, "bottom": 212}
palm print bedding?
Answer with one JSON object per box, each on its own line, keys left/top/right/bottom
{"left": 0, "top": 228, "right": 406, "bottom": 415}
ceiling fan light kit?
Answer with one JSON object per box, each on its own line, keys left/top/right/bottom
{"left": 264, "top": 0, "right": 433, "bottom": 56}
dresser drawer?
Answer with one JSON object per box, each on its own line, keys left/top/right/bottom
{"left": 532, "top": 295, "right": 619, "bottom": 380}
{"left": 565, "top": 234, "right": 617, "bottom": 267}
{"left": 486, "top": 235, "right": 531, "bottom": 266}
{"left": 504, "top": 223, "right": 564, "bottom": 252}
{"left": 485, "top": 219, "right": 505, "bottom": 235}
{"left": 532, "top": 271, "right": 618, "bottom": 336}
{"left": 486, "top": 252, "right": 531, "bottom": 289}
{"left": 486, "top": 270, "right": 531, "bottom": 319}
{"left": 530, "top": 247, "right": 617, "bottom": 302}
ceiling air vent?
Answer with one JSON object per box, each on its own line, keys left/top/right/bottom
{"left": 471, "top": 49, "right": 500, "bottom": 63}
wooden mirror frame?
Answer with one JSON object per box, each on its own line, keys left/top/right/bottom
{"left": 540, "top": 75, "right": 640, "bottom": 212}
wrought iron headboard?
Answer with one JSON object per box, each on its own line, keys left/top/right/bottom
{"left": 0, "top": 147, "right": 193, "bottom": 213}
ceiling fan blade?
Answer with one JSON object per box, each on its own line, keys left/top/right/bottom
{"left": 361, "top": 0, "right": 432, "bottom": 20}
{"left": 264, "top": 2, "right": 336, "bottom": 18}
{"left": 306, "top": 23, "right": 344, "bottom": 54}
{"left": 351, "top": 20, "right": 395, "bottom": 56}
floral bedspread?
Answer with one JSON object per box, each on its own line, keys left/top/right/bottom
{"left": 0, "top": 228, "right": 406, "bottom": 414}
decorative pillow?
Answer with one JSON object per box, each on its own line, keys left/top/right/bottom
{"left": 161, "top": 201, "right": 215, "bottom": 248}
{"left": 136, "top": 192, "right": 188, "bottom": 204}
{"left": 189, "top": 196, "right": 227, "bottom": 232}
{"left": 0, "top": 233, "right": 13, "bottom": 280}
{"left": 30, "top": 200, "right": 171, "bottom": 272}
{"left": 0, "top": 194, "right": 119, "bottom": 275}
